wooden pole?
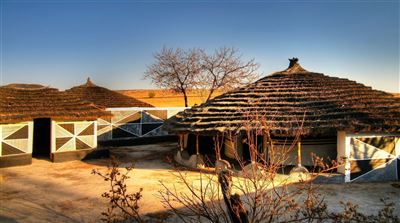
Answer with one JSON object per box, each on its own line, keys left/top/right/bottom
{"left": 297, "top": 141, "right": 302, "bottom": 167}
{"left": 179, "top": 134, "right": 184, "bottom": 151}
{"left": 269, "top": 141, "right": 274, "bottom": 164}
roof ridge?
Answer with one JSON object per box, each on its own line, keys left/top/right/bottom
{"left": 2, "top": 83, "right": 50, "bottom": 90}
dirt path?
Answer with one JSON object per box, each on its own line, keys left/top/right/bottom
{"left": 1, "top": 142, "right": 399, "bottom": 222}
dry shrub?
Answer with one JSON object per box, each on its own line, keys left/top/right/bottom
{"left": 158, "top": 113, "right": 399, "bottom": 223}
{"left": 93, "top": 112, "right": 399, "bottom": 222}
{"left": 148, "top": 92, "right": 156, "bottom": 98}
{"left": 92, "top": 158, "right": 143, "bottom": 223}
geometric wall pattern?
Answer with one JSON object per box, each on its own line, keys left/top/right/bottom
{"left": 52, "top": 121, "right": 96, "bottom": 152}
{"left": 348, "top": 136, "right": 399, "bottom": 182}
{"left": 0, "top": 122, "right": 32, "bottom": 156}
{"left": 97, "top": 108, "right": 186, "bottom": 141}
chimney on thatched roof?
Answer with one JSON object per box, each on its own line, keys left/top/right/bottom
{"left": 165, "top": 59, "right": 400, "bottom": 137}
{"left": 67, "top": 79, "right": 153, "bottom": 108}
{"left": 0, "top": 84, "right": 110, "bottom": 124}
{"left": 86, "top": 77, "right": 95, "bottom": 87}
{"left": 288, "top": 57, "right": 299, "bottom": 68}
{"left": 278, "top": 57, "right": 308, "bottom": 74}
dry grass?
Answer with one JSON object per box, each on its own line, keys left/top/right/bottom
{"left": 0, "top": 143, "right": 399, "bottom": 222}
{"left": 117, "top": 89, "right": 223, "bottom": 107}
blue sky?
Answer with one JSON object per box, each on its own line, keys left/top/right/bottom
{"left": 1, "top": 1, "right": 399, "bottom": 92}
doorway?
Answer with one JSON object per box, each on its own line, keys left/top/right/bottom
{"left": 32, "top": 118, "right": 52, "bottom": 158}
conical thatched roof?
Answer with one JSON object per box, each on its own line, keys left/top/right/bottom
{"left": 66, "top": 78, "right": 153, "bottom": 108}
{"left": 0, "top": 84, "right": 110, "bottom": 124}
{"left": 165, "top": 58, "right": 400, "bottom": 137}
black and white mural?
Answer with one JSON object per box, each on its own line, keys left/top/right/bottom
{"left": 97, "top": 107, "right": 186, "bottom": 141}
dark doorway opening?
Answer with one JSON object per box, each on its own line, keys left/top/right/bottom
{"left": 186, "top": 134, "right": 216, "bottom": 167}
{"left": 32, "top": 118, "right": 51, "bottom": 158}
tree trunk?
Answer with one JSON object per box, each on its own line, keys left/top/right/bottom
{"left": 182, "top": 90, "right": 189, "bottom": 107}
{"left": 206, "top": 88, "right": 215, "bottom": 102}
{"left": 218, "top": 170, "right": 249, "bottom": 223}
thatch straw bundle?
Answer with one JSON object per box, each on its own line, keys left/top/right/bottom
{"left": 165, "top": 59, "right": 400, "bottom": 137}
{"left": 66, "top": 78, "right": 152, "bottom": 108}
{"left": 0, "top": 84, "right": 110, "bottom": 124}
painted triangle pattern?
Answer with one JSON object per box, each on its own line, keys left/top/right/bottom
{"left": 116, "top": 112, "right": 141, "bottom": 124}
{"left": 98, "top": 109, "right": 186, "bottom": 140}
{"left": 97, "top": 125, "right": 109, "bottom": 132}
{"left": 76, "top": 138, "right": 92, "bottom": 150}
{"left": 112, "top": 111, "right": 137, "bottom": 124}
{"left": 57, "top": 138, "right": 76, "bottom": 152}
{"left": 56, "top": 137, "right": 73, "bottom": 151}
{"left": 75, "top": 122, "right": 91, "bottom": 136}
{"left": 58, "top": 123, "right": 75, "bottom": 135}
{"left": 116, "top": 124, "right": 140, "bottom": 136}
{"left": 141, "top": 112, "right": 164, "bottom": 123}
{"left": 3, "top": 139, "right": 29, "bottom": 153}
{"left": 145, "top": 110, "right": 167, "bottom": 120}
{"left": 1, "top": 124, "right": 30, "bottom": 155}
{"left": 350, "top": 138, "right": 395, "bottom": 159}
{"left": 55, "top": 124, "right": 74, "bottom": 137}
{"left": 4, "top": 125, "right": 28, "bottom": 140}
{"left": 2, "top": 125, "right": 26, "bottom": 140}
{"left": 142, "top": 126, "right": 167, "bottom": 137}
{"left": 98, "top": 118, "right": 111, "bottom": 125}
{"left": 76, "top": 135, "right": 94, "bottom": 148}
{"left": 167, "top": 110, "right": 181, "bottom": 118}
{"left": 54, "top": 121, "right": 97, "bottom": 152}
{"left": 2, "top": 142, "right": 25, "bottom": 155}
{"left": 356, "top": 136, "right": 397, "bottom": 154}
{"left": 349, "top": 136, "right": 399, "bottom": 182}
{"left": 98, "top": 125, "right": 112, "bottom": 136}
{"left": 78, "top": 123, "right": 95, "bottom": 136}
{"left": 141, "top": 123, "right": 163, "bottom": 135}
{"left": 350, "top": 158, "right": 397, "bottom": 182}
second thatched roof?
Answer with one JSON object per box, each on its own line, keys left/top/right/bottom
{"left": 0, "top": 84, "right": 111, "bottom": 124}
{"left": 165, "top": 59, "right": 400, "bottom": 137}
{"left": 66, "top": 78, "right": 153, "bottom": 108}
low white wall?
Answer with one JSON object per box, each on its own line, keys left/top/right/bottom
{"left": 98, "top": 107, "right": 188, "bottom": 141}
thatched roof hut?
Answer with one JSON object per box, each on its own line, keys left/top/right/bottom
{"left": 66, "top": 78, "right": 153, "bottom": 108}
{"left": 166, "top": 58, "right": 400, "bottom": 137}
{"left": 0, "top": 84, "right": 110, "bottom": 124}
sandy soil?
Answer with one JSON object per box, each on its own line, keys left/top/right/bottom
{"left": 117, "top": 89, "right": 222, "bottom": 107}
{"left": 1, "top": 142, "right": 399, "bottom": 222}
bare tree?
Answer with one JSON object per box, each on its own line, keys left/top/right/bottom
{"left": 145, "top": 47, "right": 202, "bottom": 107}
{"left": 199, "top": 47, "right": 260, "bottom": 101}
{"left": 145, "top": 47, "right": 259, "bottom": 106}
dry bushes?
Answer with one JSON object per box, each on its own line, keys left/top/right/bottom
{"left": 93, "top": 114, "right": 399, "bottom": 222}
{"left": 157, "top": 114, "right": 399, "bottom": 223}
{"left": 92, "top": 158, "right": 143, "bottom": 223}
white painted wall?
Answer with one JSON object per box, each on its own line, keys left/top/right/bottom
{"left": 337, "top": 131, "right": 399, "bottom": 182}
{"left": 52, "top": 120, "right": 97, "bottom": 153}
{"left": 0, "top": 122, "right": 33, "bottom": 157}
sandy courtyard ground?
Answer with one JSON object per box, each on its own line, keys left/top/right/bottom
{"left": 1, "top": 142, "right": 399, "bottom": 222}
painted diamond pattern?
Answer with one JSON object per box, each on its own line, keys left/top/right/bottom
{"left": 116, "top": 124, "right": 141, "bottom": 136}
